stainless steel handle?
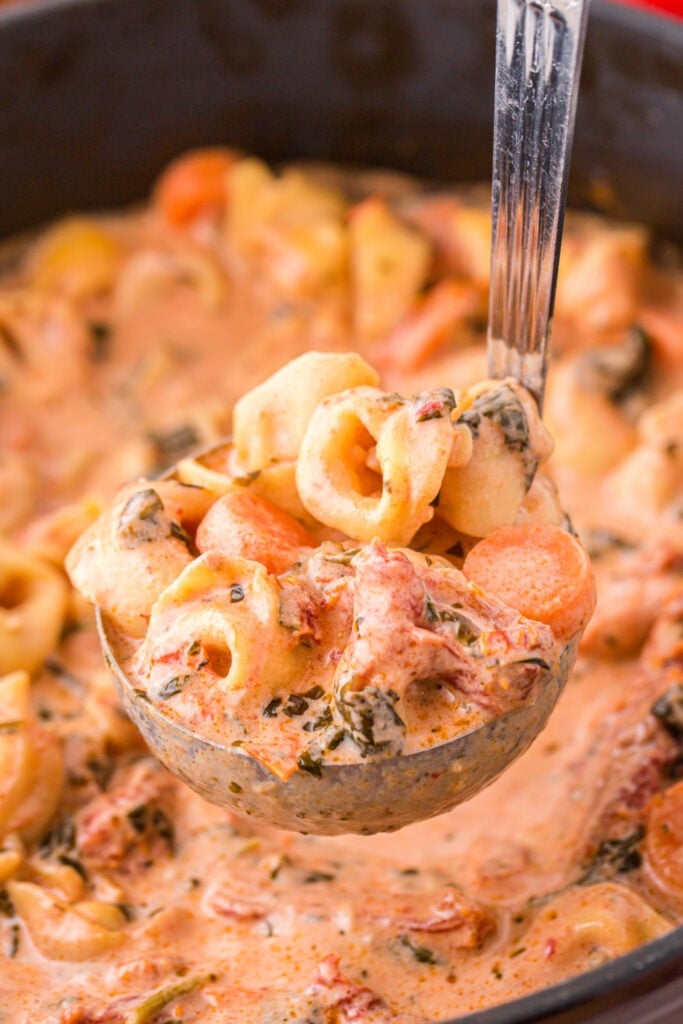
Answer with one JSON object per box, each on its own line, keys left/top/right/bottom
{"left": 487, "top": 0, "right": 591, "bottom": 409}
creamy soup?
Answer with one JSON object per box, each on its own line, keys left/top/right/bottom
{"left": 0, "top": 149, "right": 682, "bottom": 1023}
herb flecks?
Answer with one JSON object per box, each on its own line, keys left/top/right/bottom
{"left": 399, "top": 934, "right": 438, "bottom": 964}
{"left": 578, "top": 826, "right": 646, "bottom": 885}
{"left": 652, "top": 684, "right": 683, "bottom": 740}
{"left": 118, "top": 489, "right": 165, "bottom": 547}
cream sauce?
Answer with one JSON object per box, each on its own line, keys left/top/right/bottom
{"left": 0, "top": 158, "right": 682, "bottom": 1023}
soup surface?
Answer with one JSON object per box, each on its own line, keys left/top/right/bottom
{"left": 0, "top": 150, "right": 682, "bottom": 1023}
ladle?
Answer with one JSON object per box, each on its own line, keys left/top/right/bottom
{"left": 98, "top": 0, "right": 591, "bottom": 835}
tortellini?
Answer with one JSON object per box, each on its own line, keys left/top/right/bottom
{"left": 66, "top": 479, "right": 214, "bottom": 637}
{"left": 232, "top": 350, "right": 379, "bottom": 473}
{"left": 0, "top": 539, "right": 68, "bottom": 675}
{"left": 438, "top": 379, "right": 553, "bottom": 537}
{"left": 0, "top": 671, "right": 64, "bottom": 843}
{"left": 134, "top": 553, "right": 300, "bottom": 705}
{"left": 296, "top": 385, "right": 468, "bottom": 546}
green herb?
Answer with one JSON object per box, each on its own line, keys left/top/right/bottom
{"left": 39, "top": 816, "right": 76, "bottom": 857}
{"left": 301, "top": 685, "right": 324, "bottom": 700}
{"left": 230, "top": 584, "right": 245, "bottom": 603}
{"left": 127, "top": 805, "right": 175, "bottom": 852}
{"left": 7, "top": 923, "right": 19, "bottom": 958}
{"left": 169, "top": 521, "right": 199, "bottom": 556}
{"left": 652, "top": 684, "right": 683, "bottom": 740}
{"left": 118, "top": 489, "right": 165, "bottom": 547}
{"left": 578, "top": 826, "right": 646, "bottom": 884}
{"left": 57, "top": 854, "right": 88, "bottom": 881}
{"left": 579, "top": 326, "right": 651, "bottom": 404}
{"left": 148, "top": 424, "right": 200, "bottom": 465}
{"left": 0, "top": 889, "right": 14, "bottom": 918}
{"left": 44, "top": 658, "right": 84, "bottom": 693}
{"left": 125, "top": 974, "right": 214, "bottom": 1024}
{"left": 303, "top": 870, "right": 336, "bottom": 884}
{"left": 88, "top": 320, "right": 112, "bottom": 362}
{"left": 115, "top": 903, "right": 135, "bottom": 921}
{"left": 303, "top": 708, "right": 333, "bottom": 733}
{"left": 414, "top": 388, "right": 456, "bottom": 423}
{"left": 297, "top": 750, "right": 323, "bottom": 779}
{"left": 336, "top": 684, "right": 405, "bottom": 756}
{"left": 228, "top": 782, "right": 243, "bottom": 794}
{"left": 283, "top": 694, "right": 309, "bottom": 717}
{"left": 400, "top": 934, "right": 437, "bottom": 964}
{"left": 188, "top": 640, "right": 201, "bottom": 656}
{"left": 157, "top": 675, "right": 191, "bottom": 700}
{"left": 263, "top": 697, "right": 282, "bottom": 718}
{"left": 509, "top": 947, "right": 526, "bottom": 958}
{"left": 323, "top": 547, "right": 360, "bottom": 566}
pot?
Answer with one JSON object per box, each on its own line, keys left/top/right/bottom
{"left": 0, "top": 1, "right": 681, "bottom": 1021}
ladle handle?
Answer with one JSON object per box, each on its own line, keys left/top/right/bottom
{"left": 487, "top": 0, "right": 591, "bottom": 409}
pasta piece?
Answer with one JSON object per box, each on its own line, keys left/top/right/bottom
{"left": 349, "top": 196, "right": 431, "bottom": 340}
{"left": 519, "top": 883, "right": 670, "bottom": 980}
{"left": 226, "top": 159, "right": 349, "bottom": 302}
{"left": 0, "top": 539, "right": 68, "bottom": 675}
{"left": 544, "top": 355, "right": 638, "bottom": 474}
{"left": 296, "top": 386, "right": 460, "bottom": 546}
{"left": 115, "top": 244, "right": 227, "bottom": 313}
{"left": 0, "top": 671, "right": 64, "bottom": 843}
{"left": 7, "top": 881, "right": 125, "bottom": 960}
{"left": 556, "top": 220, "right": 648, "bottom": 333}
{"left": 135, "top": 552, "right": 301, "bottom": 705}
{"left": 0, "top": 451, "right": 37, "bottom": 534}
{"left": 439, "top": 379, "right": 553, "bottom": 537}
{"left": 20, "top": 497, "right": 103, "bottom": 567}
{"left": 233, "top": 351, "right": 379, "bottom": 473}
{"left": 606, "top": 388, "right": 683, "bottom": 518}
{"left": 29, "top": 218, "right": 123, "bottom": 299}
{"left": 66, "top": 480, "right": 214, "bottom": 637}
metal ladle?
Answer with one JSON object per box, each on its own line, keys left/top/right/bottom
{"left": 98, "top": 0, "right": 590, "bottom": 835}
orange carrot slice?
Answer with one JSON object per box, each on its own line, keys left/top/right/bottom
{"left": 645, "top": 779, "right": 683, "bottom": 897}
{"left": 153, "top": 148, "right": 237, "bottom": 227}
{"left": 196, "top": 492, "right": 315, "bottom": 575}
{"left": 463, "top": 523, "right": 596, "bottom": 643}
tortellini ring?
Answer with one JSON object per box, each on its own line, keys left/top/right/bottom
{"left": 0, "top": 539, "right": 69, "bottom": 675}
{"left": 135, "top": 553, "right": 301, "bottom": 705}
{"left": 296, "top": 386, "right": 468, "bottom": 546}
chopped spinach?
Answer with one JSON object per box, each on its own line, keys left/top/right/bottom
{"left": 652, "top": 684, "right": 683, "bottom": 740}
{"left": 169, "top": 520, "right": 199, "bottom": 556}
{"left": 263, "top": 697, "right": 283, "bottom": 718}
{"left": 456, "top": 384, "right": 536, "bottom": 487}
{"left": 578, "top": 826, "right": 646, "bottom": 884}
{"left": 297, "top": 750, "right": 323, "bottom": 778}
{"left": 282, "top": 694, "right": 309, "bottom": 717}
{"left": 156, "top": 674, "right": 191, "bottom": 700}
{"left": 117, "top": 489, "right": 165, "bottom": 547}
{"left": 88, "top": 320, "right": 112, "bottom": 362}
{"left": 399, "top": 934, "right": 438, "bottom": 964}
{"left": 148, "top": 424, "right": 200, "bottom": 466}
{"left": 336, "top": 685, "right": 405, "bottom": 756}
{"left": 414, "top": 388, "right": 456, "bottom": 423}
{"left": 579, "top": 326, "right": 651, "bottom": 404}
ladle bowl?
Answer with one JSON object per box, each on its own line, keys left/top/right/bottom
{"left": 99, "top": 608, "right": 578, "bottom": 835}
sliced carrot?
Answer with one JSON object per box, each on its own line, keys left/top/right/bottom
{"left": 645, "top": 780, "right": 683, "bottom": 897}
{"left": 196, "top": 491, "right": 315, "bottom": 575}
{"left": 153, "top": 148, "right": 237, "bottom": 227}
{"left": 380, "top": 279, "right": 482, "bottom": 372}
{"left": 463, "top": 523, "right": 596, "bottom": 643}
